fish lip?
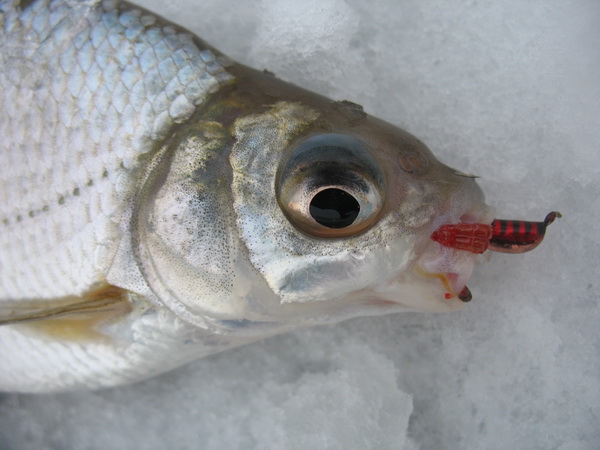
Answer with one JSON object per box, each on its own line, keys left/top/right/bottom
{"left": 413, "top": 265, "right": 468, "bottom": 301}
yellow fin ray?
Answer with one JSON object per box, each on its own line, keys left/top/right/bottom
{"left": 0, "top": 285, "right": 133, "bottom": 341}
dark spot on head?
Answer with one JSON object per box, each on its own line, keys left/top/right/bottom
{"left": 398, "top": 151, "right": 429, "bottom": 175}
{"left": 19, "top": 0, "right": 37, "bottom": 11}
{"left": 333, "top": 100, "right": 367, "bottom": 120}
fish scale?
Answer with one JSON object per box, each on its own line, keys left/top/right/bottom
{"left": 0, "top": 0, "right": 232, "bottom": 300}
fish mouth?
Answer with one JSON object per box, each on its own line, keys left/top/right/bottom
{"left": 414, "top": 266, "right": 473, "bottom": 302}
{"left": 417, "top": 209, "right": 561, "bottom": 304}
{"left": 414, "top": 209, "right": 494, "bottom": 304}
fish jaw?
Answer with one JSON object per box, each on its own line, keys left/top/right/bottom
{"left": 406, "top": 208, "right": 496, "bottom": 310}
{"left": 359, "top": 239, "right": 489, "bottom": 314}
{"left": 339, "top": 183, "right": 495, "bottom": 313}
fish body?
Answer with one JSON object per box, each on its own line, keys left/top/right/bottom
{"left": 0, "top": 0, "right": 494, "bottom": 392}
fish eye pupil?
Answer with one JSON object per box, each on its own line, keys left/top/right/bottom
{"left": 309, "top": 188, "right": 360, "bottom": 228}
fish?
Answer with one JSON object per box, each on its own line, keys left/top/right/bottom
{"left": 0, "top": 0, "right": 558, "bottom": 392}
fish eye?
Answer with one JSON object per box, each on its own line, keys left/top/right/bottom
{"left": 277, "top": 134, "right": 385, "bottom": 238}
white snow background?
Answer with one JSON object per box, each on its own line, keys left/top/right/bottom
{"left": 1, "top": 0, "right": 599, "bottom": 448}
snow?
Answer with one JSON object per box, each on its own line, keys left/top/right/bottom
{"left": 1, "top": 0, "right": 599, "bottom": 448}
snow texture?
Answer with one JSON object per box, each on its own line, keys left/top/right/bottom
{"left": 1, "top": 0, "right": 599, "bottom": 448}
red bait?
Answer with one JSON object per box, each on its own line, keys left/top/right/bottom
{"left": 431, "top": 211, "right": 561, "bottom": 254}
{"left": 430, "top": 223, "right": 492, "bottom": 254}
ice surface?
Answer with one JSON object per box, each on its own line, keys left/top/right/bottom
{"left": 1, "top": 0, "right": 599, "bottom": 448}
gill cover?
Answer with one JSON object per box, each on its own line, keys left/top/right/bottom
{"left": 132, "top": 119, "right": 264, "bottom": 327}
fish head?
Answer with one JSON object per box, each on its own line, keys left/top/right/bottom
{"left": 133, "top": 66, "right": 494, "bottom": 332}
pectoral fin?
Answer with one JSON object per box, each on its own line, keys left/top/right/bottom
{"left": 0, "top": 284, "right": 134, "bottom": 341}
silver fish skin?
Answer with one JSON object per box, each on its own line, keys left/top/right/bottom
{"left": 0, "top": 0, "right": 492, "bottom": 392}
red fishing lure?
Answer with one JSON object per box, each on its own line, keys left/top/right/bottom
{"left": 431, "top": 211, "right": 561, "bottom": 253}
{"left": 431, "top": 211, "right": 561, "bottom": 254}
{"left": 431, "top": 211, "right": 560, "bottom": 302}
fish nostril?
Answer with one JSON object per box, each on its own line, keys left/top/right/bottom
{"left": 397, "top": 151, "right": 429, "bottom": 175}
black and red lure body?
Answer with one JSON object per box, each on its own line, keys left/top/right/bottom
{"left": 431, "top": 211, "right": 561, "bottom": 302}
{"left": 488, "top": 212, "right": 561, "bottom": 253}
